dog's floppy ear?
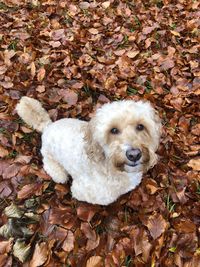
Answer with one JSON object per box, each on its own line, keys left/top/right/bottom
{"left": 84, "top": 117, "right": 105, "bottom": 162}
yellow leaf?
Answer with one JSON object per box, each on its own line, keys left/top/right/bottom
{"left": 170, "top": 30, "right": 180, "bottom": 37}
{"left": 86, "top": 256, "right": 103, "bottom": 267}
{"left": 187, "top": 158, "right": 200, "bottom": 171}
{"left": 88, "top": 28, "right": 99, "bottom": 35}
{"left": 30, "top": 62, "right": 36, "bottom": 78}
{"left": 126, "top": 50, "right": 139, "bottom": 59}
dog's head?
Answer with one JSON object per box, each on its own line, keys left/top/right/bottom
{"left": 84, "top": 100, "right": 162, "bottom": 174}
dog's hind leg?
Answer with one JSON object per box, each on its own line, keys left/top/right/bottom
{"left": 43, "top": 154, "right": 68, "bottom": 184}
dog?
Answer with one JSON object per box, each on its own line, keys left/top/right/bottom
{"left": 16, "top": 97, "right": 161, "bottom": 205}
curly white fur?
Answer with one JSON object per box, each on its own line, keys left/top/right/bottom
{"left": 16, "top": 97, "right": 161, "bottom": 205}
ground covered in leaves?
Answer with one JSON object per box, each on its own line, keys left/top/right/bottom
{"left": 0, "top": 0, "right": 200, "bottom": 266}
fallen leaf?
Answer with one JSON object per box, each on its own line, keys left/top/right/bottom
{"left": 187, "top": 158, "right": 200, "bottom": 171}
{"left": 146, "top": 213, "right": 168, "bottom": 239}
{"left": 0, "top": 239, "right": 13, "bottom": 254}
{"left": 79, "top": 2, "right": 90, "bottom": 9}
{"left": 88, "top": 28, "right": 99, "bottom": 35}
{"left": 0, "top": 81, "right": 13, "bottom": 89}
{"left": 86, "top": 256, "right": 103, "bottom": 267}
{"left": 126, "top": 50, "right": 139, "bottom": 59}
{"left": 3, "top": 164, "right": 20, "bottom": 179}
{"left": 145, "top": 179, "right": 159, "bottom": 194}
{"left": 13, "top": 240, "right": 31, "bottom": 263}
{"left": 59, "top": 89, "right": 78, "bottom": 106}
{"left": 160, "top": 59, "right": 175, "bottom": 70}
{"left": 102, "top": 1, "right": 110, "bottom": 9}
{"left": 36, "top": 85, "right": 46, "bottom": 93}
{"left": 0, "top": 145, "right": 9, "bottom": 157}
{"left": 62, "top": 231, "right": 74, "bottom": 252}
{"left": 30, "top": 62, "right": 36, "bottom": 77}
{"left": 51, "top": 29, "right": 65, "bottom": 40}
{"left": 37, "top": 68, "right": 46, "bottom": 82}
{"left": 170, "top": 30, "right": 181, "bottom": 37}
{"left": 30, "top": 242, "right": 49, "bottom": 267}
{"left": 17, "top": 184, "right": 42, "bottom": 199}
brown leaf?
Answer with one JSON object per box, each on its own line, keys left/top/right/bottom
{"left": 0, "top": 81, "right": 13, "bottom": 89}
{"left": 62, "top": 231, "right": 74, "bottom": 252}
{"left": 170, "top": 30, "right": 181, "bottom": 37}
{"left": 51, "top": 29, "right": 65, "bottom": 41}
{"left": 4, "top": 50, "right": 16, "bottom": 66}
{"left": 17, "top": 183, "right": 42, "bottom": 199}
{"left": 79, "top": 2, "right": 90, "bottom": 9}
{"left": 37, "top": 68, "right": 46, "bottom": 82}
{"left": 0, "top": 239, "right": 13, "bottom": 254}
{"left": 86, "top": 256, "right": 103, "bottom": 267}
{"left": 142, "top": 23, "right": 159, "bottom": 35}
{"left": 191, "top": 123, "right": 200, "bottom": 136}
{"left": 0, "top": 145, "right": 9, "bottom": 158}
{"left": 102, "top": 1, "right": 110, "bottom": 9}
{"left": 36, "top": 85, "right": 46, "bottom": 93}
{"left": 174, "top": 219, "right": 196, "bottom": 233}
{"left": 81, "top": 222, "right": 100, "bottom": 250}
{"left": 3, "top": 164, "right": 20, "bottom": 179}
{"left": 146, "top": 213, "right": 168, "bottom": 239}
{"left": 88, "top": 28, "right": 99, "bottom": 35}
{"left": 0, "top": 65, "right": 7, "bottom": 75}
{"left": 0, "top": 181, "right": 12, "bottom": 198}
{"left": 59, "top": 89, "right": 78, "bottom": 106}
{"left": 160, "top": 59, "right": 175, "bottom": 70}
{"left": 30, "top": 62, "right": 36, "bottom": 77}
{"left": 49, "top": 41, "right": 61, "bottom": 48}
{"left": 81, "top": 222, "right": 96, "bottom": 240}
{"left": 145, "top": 179, "right": 159, "bottom": 195}
{"left": 30, "top": 242, "right": 49, "bottom": 267}
{"left": 77, "top": 204, "right": 99, "bottom": 222}
{"left": 0, "top": 254, "right": 9, "bottom": 267}
{"left": 126, "top": 50, "right": 139, "bottom": 59}
{"left": 187, "top": 158, "right": 200, "bottom": 171}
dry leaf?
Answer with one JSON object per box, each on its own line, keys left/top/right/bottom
{"left": 62, "top": 231, "right": 74, "bottom": 252}
{"left": 126, "top": 50, "right": 139, "bottom": 59}
{"left": 187, "top": 158, "right": 200, "bottom": 171}
{"left": 37, "top": 68, "right": 46, "bottom": 82}
{"left": 170, "top": 30, "right": 181, "bottom": 37}
{"left": 13, "top": 240, "right": 31, "bottom": 263}
{"left": 36, "top": 85, "right": 46, "bottom": 93}
{"left": 30, "top": 242, "right": 49, "bottom": 267}
{"left": 30, "top": 62, "right": 36, "bottom": 77}
{"left": 86, "top": 256, "right": 103, "bottom": 267}
{"left": 59, "top": 89, "right": 78, "bottom": 106}
{"left": 17, "top": 184, "right": 42, "bottom": 199}
{"left": 88, "top": 28, "right": 99, "bottom": 35}
{"left": 0, "top": 145, "right": 9, "bottom": 158}
{"left": 146, "top": 213, "right": 168, "bottom": 239}
{"left": 102, "top": 1, "right": 110, "bottom": 9}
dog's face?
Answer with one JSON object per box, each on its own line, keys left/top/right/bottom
{"left": 85, "top": 100, "right": 161, "bottom": 174}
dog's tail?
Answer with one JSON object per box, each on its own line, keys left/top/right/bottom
{"left": 16, "top": 96, "right": 52, "bottom": 132}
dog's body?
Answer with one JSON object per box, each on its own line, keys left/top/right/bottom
{"left": 16, "top": 97, "right": 161, "bottom": 205}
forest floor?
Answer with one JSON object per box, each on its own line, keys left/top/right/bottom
{"left": 0, "top": 0, "right": 199, "bottom": 266}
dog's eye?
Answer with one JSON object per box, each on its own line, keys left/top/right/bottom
{"left": 110, "top": 128, "right": 120, "bottom": 134}
{"left": 136, "top": 124, "right": 144, "bottom": 131}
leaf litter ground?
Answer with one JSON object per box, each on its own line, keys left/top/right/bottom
{"left": 0, "top": 0, "right": 199, "bottom": 266}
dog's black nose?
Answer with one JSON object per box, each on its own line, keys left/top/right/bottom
{"left": 126, "top": 148, "right": 142, "bottom": 162}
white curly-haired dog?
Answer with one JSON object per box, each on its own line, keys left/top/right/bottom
{"left": 16, "top": 97, "right": 161, "bottom": 205}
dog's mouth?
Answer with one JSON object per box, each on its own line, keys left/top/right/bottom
{"left": 125, "top": 162, "right": 139, "bottom": 167}
{"left": 115, "top": 160, "right": 141, "bottom": 173}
